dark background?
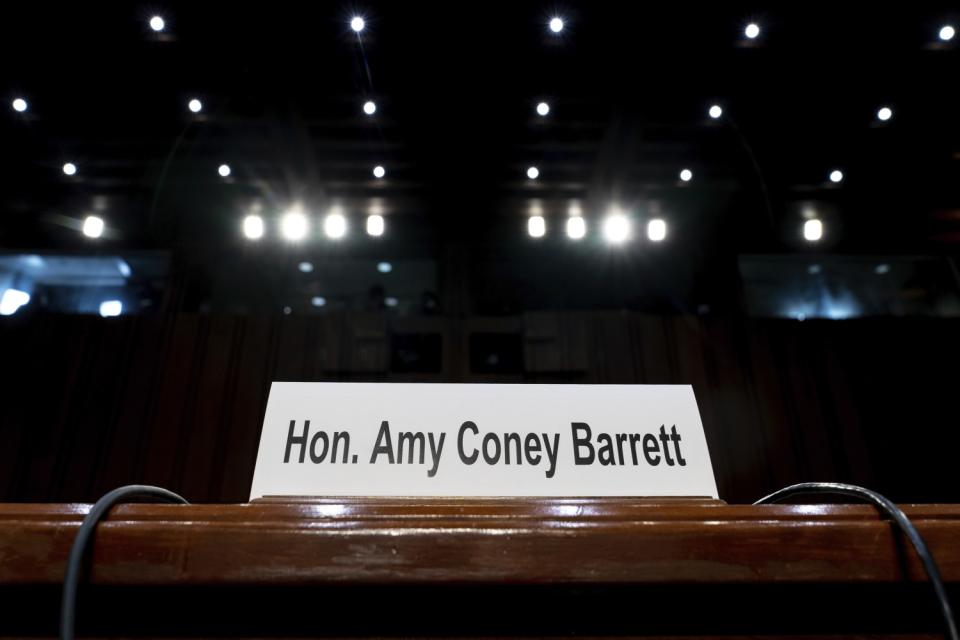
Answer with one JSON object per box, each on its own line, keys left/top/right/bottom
{"left": 1, "top": 1, "right": 959, "bottom": 504}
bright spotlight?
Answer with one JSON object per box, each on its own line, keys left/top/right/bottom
{"left": 324, "top": 212, "right": 347, "bottom": 239}
{"left": 566, "top": 216, "right": 586, "bottom": 240}
{"left": 876, "top": 106, "right": 893, "bottom": 122}
{"left": 367, "top": 214, "right": 385, "bottom": 237}
{"left": 311, "top": 296, "right": 327, "bottom": 307}
{"left": 82, "top": 215, "right": 104, "bottom": 239}
{"left": 803, "top": 219, "right": 823, "bottom": 242}
{"left": 218, "top": 164, "right": 231, "bottom": 177}
{"left": 12, "top": 98, "right": 27, "bottom": 113}
{"left": 188, "top": 98, "right": 202, "bottom": 113}
{"left": 281, "top": 210, "right": 309, "bottom": 241}
{"left": 372, "top": 165, "right": 386, "bottom": 179}
{"left": 62, "top": 162, "right": 77, "bottom": 176}
{"left": 149, "top": 15, "right": 165, "bottom": 31}
{"left": 679, "top": 168, "right": 693, "bottom": 182}
{"left": 536, "top": 102, "right": 550, "bottom": 116}
{"left": 528, "top": 215, "right": 546, "bottom": 238}
{"left": 377, "top": 261, "right": 392, "bottom": 273}
{"left": 351, "top": 16, "right": 365, "bottom": 32}
{"left": 0, "top": 289, "right": 30, "bottom": 316}
{"left": 647, "top": 218, "right": 667, "bottom": 242}
{"left": 745, "top": 23, "right": 760, "bottom": 39}
{"left": 549, "top": 17, "right": 564, "bottom": 33}
{"left": 940, "top": 25, "right": 955, "bottom": 41}
{"left": 708, "top": 104, "right": 723, "bottom": 119}
{"left": 298, "top": 261, "right": 314, "bottom": 273}
{"left": 526, "top": 166, "right": 539, "bottom": 180}
{"left": 243, "top": 215, "right": 264, "bottom": 240}
{"left": 99, "top": 300, "right": 122, "bottom": 318}
{"left": 603, "top": 213, "right": 631, "bottom": 243}
{"left": 829, "top": 169, "right": 844, "bottom": 183}
{"left": 363, "top": 100, "right": 377, "bottom": 115}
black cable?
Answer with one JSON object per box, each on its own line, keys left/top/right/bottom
{"left": 755, "top": 482, "right": 957, "bottom": 640}
{"left": 60, "top": 485, "right": 188, "bottom": 640}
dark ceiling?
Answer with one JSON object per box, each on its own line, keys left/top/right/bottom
{"left": 2, "top": 1, "right": 959, "bottom": 315}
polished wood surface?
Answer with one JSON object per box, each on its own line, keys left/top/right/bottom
{"left": 2, "top": 498, "right": 959, "bottom": 586}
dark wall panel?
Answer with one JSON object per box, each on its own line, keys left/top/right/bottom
{"left": 0, "top": 313, "right": 957, "bottom": 504}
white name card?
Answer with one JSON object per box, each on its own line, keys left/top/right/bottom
{"left": 249, "top": 383, "right": 718, "bottom": 499}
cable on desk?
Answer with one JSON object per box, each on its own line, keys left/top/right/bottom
{"left": 755, "top": 482, "right": 957, "bottom": 640}
{"left": 60, "top": 485, "right": 188, "bottom": 640}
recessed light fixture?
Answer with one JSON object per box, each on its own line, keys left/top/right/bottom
{"left": 939, "top": 25, "right": 955, "bottom": 41}
{"left": 536, "top": 102, "right": 550, "bottom": 116}
{"left": 149, "top": 15, "right": 165, "bottom": 32}
{"left": 372, "top": 165, "right": 386, "bottom": 179}
{"left": 745, "top": 23, "right": 760, "bottom": 39}
{"left": 603, "top": 212, "right": 630, "bottom": 244}
{"left": 218, "top": 164, "right": 231, "bottom": 177}
{"left": 281, "top": 209, "right": 308, "bottom": 241}
{"left": 367, "top": 215, "right": 385, "bottom": 237}
{"left": 526, "top": 166, "right": 539, "bottom": 180}
{"left": 363, "top": 100, "right": 376, "bottom": 115}
{"left": 62, "top": 162, "right": 77, "bottom": 176}
{"left": 708, "top": 104, "right": 723, "bottom": 119}
{"left": 679, "top": 168, "right": 693, "bottom": 182}
{"left": 351, "top": 16, "right": 366, "bottom": 33}
{"left": 243, "top": 215, "right": 264, "bottom": 240}
{"left": 324, "top": 212, "right": 347, "bottom": 239}
{"left": 83, "top": 215, "right": 105, "bottom": 239}
{"left": 549, "top": 17, "right": 564, "bottom": 33}
{"left": 528, "top": 215, "right": 546, "bottom": 238}
{"left": 876, "top": 106, "right": 893, "bottom": 122}
{"left": 829, "top": 169, "right": 844, "bottom": 183}
{"left": 566, "top": 216, "right": 586, "bottom": 240}
{"left": 647, "top": 218, "right": 667, "bottom": 242}
{"left": 11, "top": 98, "right": 27, "bottom": 113}
{"left": 803, "top": 219, "right": 823, "bottom": 242}
{"left": 188, "top": 98, "right": 202, "bottom": 113}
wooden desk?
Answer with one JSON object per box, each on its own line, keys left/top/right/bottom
{"left": 1, "top": 498, "right": 958, "bottom": 638}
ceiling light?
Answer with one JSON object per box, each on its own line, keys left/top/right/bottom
{"left": 528, "top": 215, "right": 546, "bottom": 238}
{"left": 311, "top": 296, "right": 326, "bottom": 307}
{"left": 62, "top": 162, "right": 77, "bottom": 176}
{"left": 149, "top": 15, "right": 165, "bottom": 31}
{"left": 566, "top": 216, "right": 586, "bottom": 240}
{"left": 536, "top": 102, "right": 550, "bottom": 116}
{"left": 351, "top": 16, "right": 365, "bottom": 32}
{"left": 363, "top": 100, "right": 376, "bottom": 115}
{"left": 82, "top": 215, "right": 104, "bottom": 239}
{"left": 385, "top": 296, "right": 398, "bottom": 307}
{"left": 377, "top": 261, "right": 392, "bottom": 273}
{"left": 99, "top": 300, "right": 122, "bottom": 318}
{"left": 281, "top": 209, "right": 308, "bottom": 241}
{"left": 367, "top": 215, "right": 385, "bottom": 237}
{"left": 745, "top": 23, "right": 760, "bottom": 39}
{"left": 298, "top": 261, "right": 314, "bottom": 273}
{"left": 218, "top": 164, "right": 231, "bottom": 177}
{"left": 11, "top": 98, "right": 27, "bottom": 113}
{"left": 829, "top": 169, "right": 844, "bottom": 183}
{"left": 243, "top": 215, "right": 264, "bottom": 240}
{"left": 708, "top": 104, "right": 723, "bottom": 119}
{"left": 803, "top": 219, "right": 823, "bottom": 242}
{"left": 0, "top": 289, "right": 30, "bottom": 316}
{"left": 526, "top": 166, "right": 539, "bottom": 180}
{"left": 679, "top": 168, "right": 693, "bottom": 182}
{"left": 324, "top": 212, "right": 347, "bottom": 239}
{"left": 372, "top": 165, "right": 386, "bottom": 178}
{"left": 940, "top": 25, "right": 955, "bottom": 41}
{"left": 188, "top": 98, "right": 202, "bottom": 113}
{"left": 875, "top": 263, "right": 890, "bottom": 275}
{"left": 603, "top": 213, "right": 630, "bottom": 243}
{"left": 647, "top": 218, "right": 667, "bottom": 242}
{"left": 876, "top": 106, "right": 893, "bottom": 122}
{"left": 549, "top": 17, "right": 564, "bottom": 33}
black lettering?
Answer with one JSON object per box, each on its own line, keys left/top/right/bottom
{"left": 369, "top": 420, "right": 395, "bottom": 464}
{"left": 571, "top": 422, "right": 594, "bottom": 465}
{"left": 659, "top": 425, "right": 675, "bottom": 466}
{"left": 331, "top": 431, "right": 350, "bottom": 463}
{"left": 643, "top": 433, "right": 661, "bottom": 466}
{"left": 482, "top": 433, "right": 501, "bottom": 464}
{"left": 284, "top": 419, "right": 309, "bottom": 463}
{"left": 309, "top": 430, "right": 329, "bottom": 463}
{"left": 503, "top": 432, "right": 521, "bottom": 465}
{"left": 628, "top": 433, "right": 642, "bottom": 465}
{"left": 597, "top": 433, "right": 615, "bottom": 466}
{"left": 543, "top": 433, "right": 560, "bottom": 478}
{"left": 427, "top": 432, "right": 445, "bottom": 477}
{"left": 615, "top": 433, "right": 628, "bottom": 465}
{"left": 398, "top": 431, "right": 426, "bottom": 465}
{"left": 458, "top": 421, "right": 479, "bottom": 465}
{"left": 524, "top": 433, "right": 542, "bottom": 465}
{"left": 670, "top": 425, "right": 686, "bottom": 466}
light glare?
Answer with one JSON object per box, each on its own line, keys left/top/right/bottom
{"left": 99, "top": 300, "right": 122, "bottom": 318}
{"left": 281, "top": 210, "right": 308, "bottom": 241}
{"left": 243, "top": 215, "right": 264, "bottom": 240}
{"left": 363, "top": 100, "right": 376, "bottom": 115}
{"left": 708, "top": 104, "right": 723, "bottom": 119}
{"left": 62, "top": 162, "right": 77, "bottom": 176}
{"left": 566, "top": 216, "right": 586, "bottom": 240}
{"left": 679, "top": 168, "right": 693, "bottom": 182}
{"left": 218, "top": 164, "right": 231, "bottom": 177}
{"left": 940, "top": 25, "right": 955, "bottom": 41}
{"left": 804, "top": 219, "right": 823, "bottom": 242}
{"left": 188, "top": 98, "right": 202, "bottom": 113}
{"left": 351, "top": 16, "right": 365, "bottom": 32}
{"left": 877, "top": 106, "right": 893, "bottom": 121}
{"left": 549, "top": 17, "right": 564, "bottom": 33}
{"left": 149, "top": 15, "right": 165, "bottom": 31}
{"left": 536, "top": 102, "right": 550, "bottom": 116}
{"left": 372, "top": 165, "right": 386, "bottom": 178}
{"left": 0, "top": 289, "right": 30, "bottom": 316}
{"left": 603, "top": 214, "right": 630, "bottom": 243}
{"left": 745, "top": 23, "right": 760, "bottom": 39}
{"left": 324, "top": 212, "right": 347, "bottom": 239}
{"left": 12, "top": 98, "right": 27, "bottom": 113}
{"left": 82, "top": 215, "right": 104, "bottom": 239}
{"left": 647, "top": 218, "right": 667, "bottom": 242}
{"left": 367, "top": 214, "right": 385, "bottom": 236}
{"left": 528, "top": 215, "right": 546, "bottom": 238}
{"left": 526, "top": 166, "right": 539, "bottom": 180}
{"left": 829, "top": 169, "right": 844, "bottom": 183}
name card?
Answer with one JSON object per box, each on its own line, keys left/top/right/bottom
{"left": 250, "top": 383, "right": 718, "bottom": 499}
